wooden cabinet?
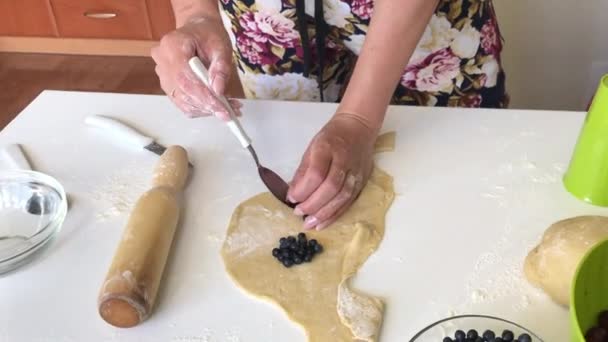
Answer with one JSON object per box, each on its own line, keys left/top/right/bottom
{"left": 51, "top": 0, "right": 153, "bottom": 39}
{"left": 146, "top": 0, "right": 176, "bottom": 40}
{"left": 0, "top": 0, "right": 56, "bottom": 37}
{"left": 0, "top": 0, "right": 176, "bottom": 55}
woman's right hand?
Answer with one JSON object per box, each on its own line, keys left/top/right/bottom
{"left": 151, "top": 16, "right": 240, "bottom": 120}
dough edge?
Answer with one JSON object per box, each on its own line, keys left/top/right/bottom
{"left": 524, "top": 215, "right": 608, "bottom": 306}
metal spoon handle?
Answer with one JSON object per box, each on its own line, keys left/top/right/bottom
{"left": 188, "top": 57, "right": 252, "bottom": 149}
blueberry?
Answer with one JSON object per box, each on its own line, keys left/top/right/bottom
{"left": 454, "top": 330, "right": 466, "bottom": 341}
{"left": 309, "top": 239, "right": 318, "bottom": 247}
{"left": 298, "top": 232, "right": 306, "bottom": 240}
{"left": 599, "top": 311, "right": 608, "bottom": 329}
{"left": 467, "top": 329, "right": 478, "bottom": 339}
{"left": 287, "top": 236, "right": 296, "bottom": 244}
{"left": 443, "top": 338, "right": 453, "bottom": 342}
{"left": 304, "top": 254, "right": 313, "bottom": 262}
{"left": 281, "top": 250, "right": 291, "bottom": 258}
{"left": 313, "top": 243, "right": 323, "bottom": 253}
{"left": 586, "top": 327, "right": 608, "bottom": 342}
{"left": 277, "top": 255, "right": 285, "bottom": 262}
{"left": 501, "top": 330, "right": 514, "bottom": 342}
{"left": 283, "top": 258, "right": 294, "bottom": 267}
{"left": 483, "top": 330, "right": 496, "bottom": 340}
{"left": 272, "top": 248, "right": 280, "bottom": 257}
{"left": 495, "top": 338, "right": 503, "bottom": 342}
{"left": 294, "top": 256, "right": 303, "bottom": 264}
{"left": 474, "top": 337, "right": 483, "bottom": 342}
{"left": 279, "top": 237, "right": 287, "bottom": 244}
{"left": 517, "top": 333, "right": 532, "bottom": 342}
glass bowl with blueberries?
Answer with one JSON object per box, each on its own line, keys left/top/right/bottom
{"left": 409, "top": 314, "right": 543, "bottom": 342}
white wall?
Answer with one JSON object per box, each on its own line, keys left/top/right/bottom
{"left": 493, "top": 0, "right": 608, "bottom": 111}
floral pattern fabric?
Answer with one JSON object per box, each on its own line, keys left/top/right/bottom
{"left": 219, "top": 0, "right": 509, "bottom": 108}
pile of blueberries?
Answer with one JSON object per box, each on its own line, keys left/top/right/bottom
{"left": 442, "top": 329, "right": 532, "bottom": 342}
{"left": 586, "top": 310, "right": 608, "bottom": 342}
{"left": 272, "top": 232, "right": 323, "bottom": 268}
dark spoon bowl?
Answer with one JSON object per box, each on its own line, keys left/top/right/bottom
{"left": 258, "top": 166, "right": 295, "bottom": 208}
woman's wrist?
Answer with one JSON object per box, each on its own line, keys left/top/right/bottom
{"left": 332, "top": 110, "right": 384, "bottom": 138}
{"left": 334, "top": 0, "right": 437, "bottom": 136}
{"left": 336, "top": 100, "right": 386, "bottom": 135}
{"left": 171, "top": 0, "right": 221, "bottom": 27}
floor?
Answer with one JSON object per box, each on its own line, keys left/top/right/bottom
{"left": 0, "top": 52, "right": 243, "bottom": 130}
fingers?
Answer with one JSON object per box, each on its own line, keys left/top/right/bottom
{"left": 293, "top": 159, "right": 347, "bottom": 218}
{"left": 228, "top": 99, "right": 243, "bottom": 117}
{"left": 174, "top": 89, "right": 214, "bottom": 118}
{"left": 208, "top": 54, "right": 232, "bottom": 95}
{"left": 152, "top": 31, "right": 196, "bottom": 67}
{"left": 152, "top": 32, "right": 200, "bottom": 114}
{"left": 151, "top": 24, "right": 235, "bottom": 120}
{"left": 176, "top": 70, "right": 230, "bottom": 118}
{"left": 287, "top": 143, "right": 332, "bottom": 205}
{"left": 309, "top": 173, "right": 362, "bottom": 230}
{"left": 228, "top": 99, "right": 243, "bottom": 109}
{"left": 313, "top": 200, "right": 353, "bottom": 231}
{"left": 200, "top": 31, "right": 233, "bottom": 95}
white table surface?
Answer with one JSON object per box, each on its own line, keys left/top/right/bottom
{"left": 0, "top": 90, "right": 604, "bottom": 342}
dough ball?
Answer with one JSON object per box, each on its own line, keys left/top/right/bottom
{"left": 524, "top": 216, "right": 608, "bottom": 306}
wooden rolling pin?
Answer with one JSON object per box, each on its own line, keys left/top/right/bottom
{"left": 98, "top": 145, "right": 189, "bottom": 328}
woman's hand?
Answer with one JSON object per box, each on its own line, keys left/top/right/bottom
{"left": 151, "top": 16, "right": 240, "bottom": 120}
{"left": 287, "top": 113, "right": 378, "bottom": 230}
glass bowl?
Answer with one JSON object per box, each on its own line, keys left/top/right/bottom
{"left": 409, "top": 314, "right": 544, "bottom": 342}
{"left": 0, "top": 170, "right": 67, "bottom": 274}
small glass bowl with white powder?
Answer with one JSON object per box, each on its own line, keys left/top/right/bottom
{"left": 0, "top": 170, "right": 67, "bottom": 274}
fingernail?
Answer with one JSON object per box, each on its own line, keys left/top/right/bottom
{"left": 211, "top": 76, "right": 226, "bottom": 95}
{"left": 293, "top": 207, "right": 304, "bottom": 216}
{"left": 315, "top": 221, "right": 329, "bottom": 231}
{"left": 216, "top": 110, "right": 231, "bottom": 122}
{"left": 287, "top": 195, "right": 297, "bottom": 204}
{"left": 303, "top": 216, "right": 318, "bottom": 230}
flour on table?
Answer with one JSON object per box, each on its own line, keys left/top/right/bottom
{"left": 89, "top": 166, "right": 148, "bottom": 222}
{"left": 172, "top": 328, "right": 214, "bottom": 342}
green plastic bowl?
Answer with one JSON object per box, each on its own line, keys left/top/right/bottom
{"left": 571, "top": 238, "right": 608, "bottom": 341}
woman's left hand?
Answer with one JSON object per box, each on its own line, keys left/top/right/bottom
{"left": 287, "top": 113, "right": 378, "bottom": 230}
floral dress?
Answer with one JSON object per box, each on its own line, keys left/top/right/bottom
{"left": 219, "top": 0, "right": 509, "bottom": 108}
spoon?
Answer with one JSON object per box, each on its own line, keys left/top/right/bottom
{"left": 188, "top": 57, "right": 294, "bottom": 208}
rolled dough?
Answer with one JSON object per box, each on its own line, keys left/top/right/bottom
{"left": 221, "top": 133, "right": 395, "bottom": 341}
{"left": 524, "top": 216, "right": 608, "bottom": 307}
